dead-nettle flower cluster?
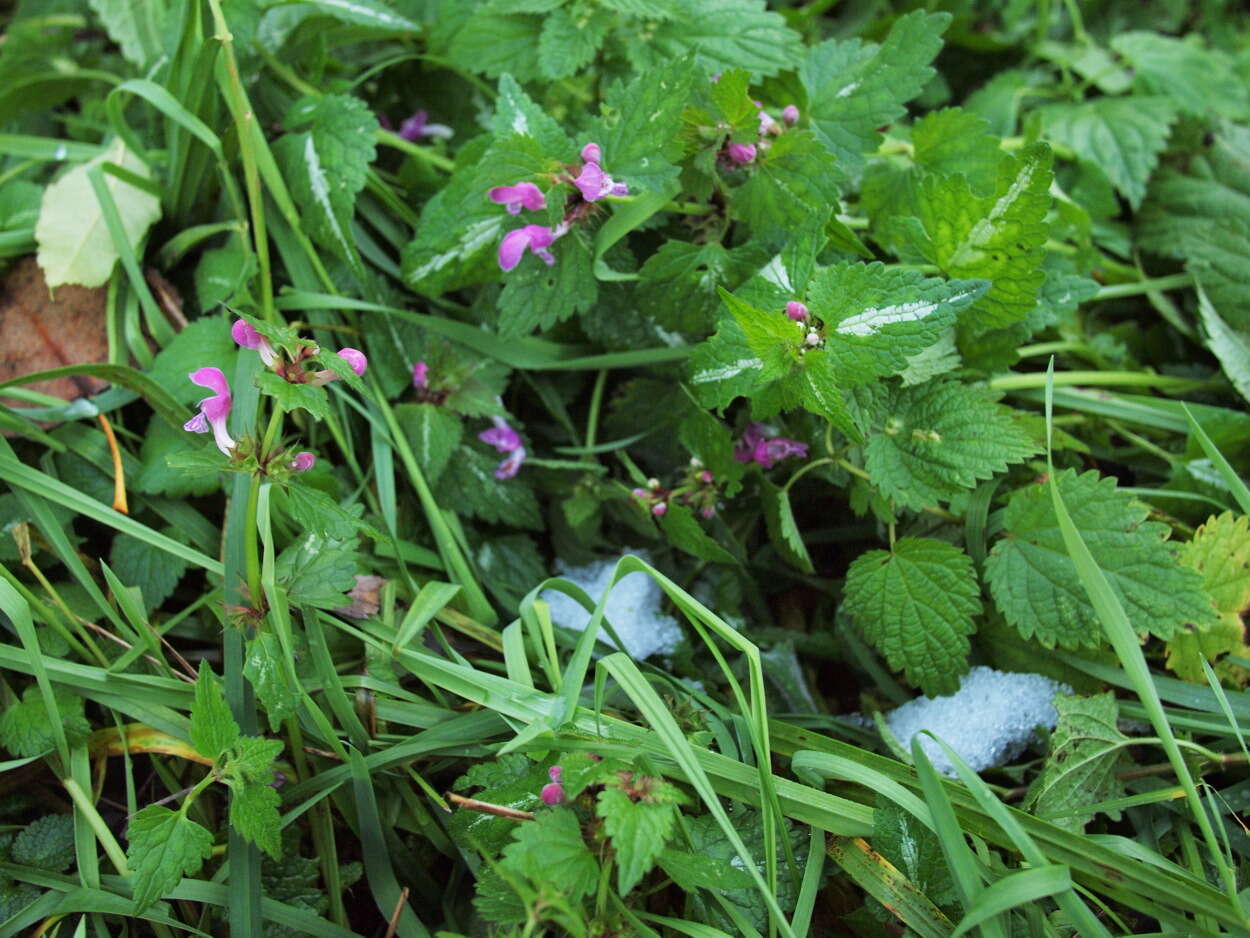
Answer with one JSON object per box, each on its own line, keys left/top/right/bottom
{"left": 410, "top": 362, "right": 527, "bottom": 480}
{"left": 733, "top": 423, "right": 808, "bottom": 468}
{"left": 631, "top": 458, "right": 722, "bottom": 520}
{"left": 182, "top": 319, "right": 367, "bottom": 466}
{"left": 488, "top": 141, "right": 629, "bottom": 271}
{"left": 712, "top": 83, "right": 800, "bottom": 168}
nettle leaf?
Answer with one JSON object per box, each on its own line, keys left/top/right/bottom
{"left": 136, "top": 416, "right": 222, "bottom": 498}
{"left": 862, "top": 379, "right": 1036, "bottom": 510}
{"left": 281, "top": 484, "right": 377, "bottom": 542}
{"left": 497, "top": 233, "right": 597, "bottom": 337}
{"left": 660, "top": 503, "right": 736, "bottom": 564}
{"left": 127, "top": 805, "right": 214, "bottom": 912}
{"left": 1038, "top": 97, "right": 1177, "bottom": 209}
{"left": 1111, "top": 31, "right": 1249, "bottom": 120}
{"left": 191, "top": 661, "right": 239, "bottom": 763}
{"left": 872, "top": 798, "right": 957, "bottom": 906}
{"left": 1167, "top": 512, "right": 1250, "bottom": 682}
{"left": 492, "top": 74, "right": 574, "bottom": 158}
{"left": 274, "top": 94, "right": 377, "bottom": 275}
{"left": 36, "top": 137, "right": 161, "bottom": 289}
{"left": 148, "top": 316, "right": 239, "bottom": 406}
{"left": 224, "top": 736, "right": 284, "bottom": 859}
{"left": 500, "top": 809, "right": 599, "bottom": 900}
{"left": 841, "top": 537, "right": 979, "bottom": 696}
{"left": 435, "top": 447, "right": 542, "bottom": 529}
{"left": 12, "top": 814, "right": 74, "bottom": 872}
{"left": 109, "top": 532, "right": 188, "bottom": 614}
{"left": 1139, "top": 125, "right": 1250, "bottom": 330}
{"left": 639, "top": 240, "right": 763, "bottom": 332}
{"left": 591, "top": 57, "right": 697, "bottom": 192}
{"left": 446, "top": 13, "right": 544, "bottom": 82}
{"left": 628, "top": 0, "right": 800, "bottom": 77}
{"left": 597, "top": 787, "right": 677, "bottom": 895}
{"left": 0, "top": 686, "right": 90, "bottom": 758}
{"left": 688, "top": 315, "right": 768, "bottom": 412}
{"left": 275, "top": 532, "right": 359, "bottom": 610}
{"left": 396, "top": 402, "right": 463, "bottom": 485}
{"left": 245, "top": 631, "right": 301, "bottom": 732}
{"left": 985, "top": 469, "right": 1219, "bottom": 649}
{"left": 733, "top": 130, "right": 844, "bottom": 236}
{"left": 810, "top": 263, "right": 987, "bottom": 388}
{"left": 760, "top": 480, "right": 813, "bottom": 574}
{"left": 538, "top": 6, "right": 611, "bottom": 79}
{"left": 257, "top": 372, "right": 331, "bottom": 422}
{"left": 1024, "top": 693, "right": 1128, "bottom": 832}
{"left": 800, "top": 10, "right": 950, "bottom": 169}
{"left": 908, "top": 144, "right": 1053, "bottom": 338}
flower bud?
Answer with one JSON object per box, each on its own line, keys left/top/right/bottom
{"left": 290, "top": 452, "right": 316, "bottom": 472}
{"left": 782, "top": 105, "right": 799, "bottom": 125}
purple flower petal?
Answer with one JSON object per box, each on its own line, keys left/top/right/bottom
{"left": 231, "top": 319, "right": 262, "bottom": 350}
{"left": 786, "top": 301, "right": 809, "bottom": 321}
{"left": 782, "top": 104, "right": 800, "bottom": 125}
{"left": 540, "top": 782, "right": 565, "bottom": 805}
{"left": 495, "top": 446, "right": 526, "bottom": 479}
{"left": 488, "top": 182, "right": 546, "bottom": 215}
{"left": 183, "top": 412, "right": 209, "bottom": 434}
{"left": 189, "top": 366, "right": 231, "bottom": 400}
{"left": 412, "top": 361, "right": 429, "bottom": 390}
{"left": 337, "top": 348, "right": 367, "bottom": 376}
{"left": 580, "top": 142, "right": 602, "bottom": 164}
{"left": 290, "top": 452, "right": 316, "bottom": 472}
{"left": 726, "top": 142, "right": 757, "bottom": 166}
{"left": 498, "top": 224, "right": 556, "bottom": 271}
{"left": 479, "top": 423, "right": 521, "bottom": 453}
{"left": 574, "top": 162, "right": 609, "bottom": 201}
{"left": 397, "top": 110, "right": 428, "bottom": 141}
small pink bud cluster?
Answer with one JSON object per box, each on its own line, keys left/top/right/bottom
{"left": 631, "top": 477, "right": 670, "bottom": 517}
{"left": 719, "top": 92, "right": 800, "bottom": 168}
{"left": 681, "top": 458, "right": 720, "bottom": 519}
{"left": 733, "top": 423, "right": 808, "bottom": 469}
{"left": 540, "top": 765, "right": 565, "bottom": 806}
{"left": 479, "top": 415, "right": 527, "bottom": 480}
{"left": 231, "top": 318, "right": 367, "bottom": 387}
{"left": 488, "top": 141, "right": 628, "bottom": 271}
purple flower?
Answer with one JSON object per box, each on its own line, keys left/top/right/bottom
{"left": 397, "top": 109, "right": 453, "bottom": 142}
{"left": 412, "top": 361, "right": 429, "bottom": 390}
{"left": 541, "top": 782, "right": 565, "bottom": 805}
{"left": 338, "top": 348, "right": 368, "bottom": 376}
{"left": 786, "top": 301, "right": 809, "bottom": 321}
{"left": 488, "top": 182, "right": 546, "bottom": 215}
{"left": 758, "top": 109, "right": 779, "bottom": 136}
{"left": 580, "top": 142, "right": 602, "bottom": 164}
{"left": 726, "top": 142, "right": 757, "bottom": 166}
{"left": 549, "top": 766, "right": 563, "bottom": 782}
{"left": 479, "top": 416, "right": 527, "bottom": 479}
{"left": 290, "top": 452, "right": 316, "bottom": 472}
{"left": 184, "top": 367, "right": 235, "bottom": 456}
{"left": 573, "top": 161, "right": 629, "bottom": 202}
{"left": 651, "top": 502, "right": 668, "bottom": 517}
{"left": 782, "top": 105, "right": 799, "bottom": 125}
{"left": 231, "top": 319, "right": 277, "bottom": 367}
{"left": 733, "top": 422, "right": 807, "bottom": 469}
{"left": 499, "top": 224, "right": 557, "bottom": 271}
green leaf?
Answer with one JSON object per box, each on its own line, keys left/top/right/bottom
{"left": 1024, "top": 693, "right": 1128, "bottom": 832}
{"left": 1038, "top": 97, "right": 1177, "bottom": 208}
{"left": 500, "top": 808, "right": 599, "bottom": 899}
{"left": 800, "top": 11, "right": 950, "bottom": 168}
{"left": 35, "top": 137, "right": 161, "bottom": 288}
{"left": 225, "top": 735, "right": 284, "bottom": 784}
{"left": 597, "top": 786, "right": 677, "bottom": 895}
{"left": 108, "top": 532, "right": 189, "bottom": 614}
{"left": 734, "top": 130, "right": 843, "bottom": 237}
{"left": 908, "top": 144, "right": 1053, "bottom": 337}
{"left": 301, "top": 0, "right": 420, "bottom": 31}
{"left": 281, "top": 483, "right": 376, "bottom": 541}
{"left": 655, "top": 847, "right": 754, "bottom": 891}
{"left": 538, "top": 7, "right": 611, "bottom": 79}
{"left": 126, "top": 805, "right": 214, "bottom": 912}
{"left": 1196, "top": 285, "right": 1250, "bottom": 407}
{"left": 872, "top": 798, "right": 957, "bottom": 906}
{"left": 985, "top": 469, "right": 1219, "bottom": 649}
{"left": 1111, "top": 31, "right": 1249, "bottom": 120}
{"left": 191, "top": 661, "right": 240, "bottom": 763}
{"left": 147, "top": 315, "right": 239, "bottom": 406}
{"left": 591, "top": 57, "right": 697, "bottom": 192}
{"left": 491, "top": 75, "right": 574, "bottom": 158}
{"left": 659, "top": 502, "right": 736, "bottom": 563}
{"left": 842, "top": 537, "right": 979, "bottom": 696}
{"left": 677, "top": 403, "right": 744, "bottom": 497}
{"left": 87, "top": 0, "right": 166, "bottom": 66}
{"left": 0, "top": 686, "right": 90, "bottom": 758}
{"left": 863, "top": 379, "right": 1036, "bottom": 510}
{"left": 12, "top": 814, "right": 75, "bottom": 872}
{"left": 275, "top": 532, "right": 360, "bottom": 610}
{"left": 1138, "top": 125, "right": 1250, "bottom": 329}
{"left": 446, "top": 13, "right": 544, "bottom": 82}
{"left": 760, "top": 480, "right": 813, "bottom": 574}
{"left": 435, "top": 447, "right": 542, "bottom": 529}
{"left": 688, "top": 317, "right": 767, "bottom": 412}
{"left": 257, "top": 372, "right": 331, "bottom": 422}
{"left": 395, "top": 402, "right": 463, "bottom": 484}
{"left": 273, "top": 94, "right": 377, "bottom": 275}
{"left": 628, "top": 0, "right": 800, "bottom": 77}
{"left": 639, "top": 240, "right": 762, "bottom": 332}
{"left": 135, "top": 418, "right": 221, "bottom": 498}
{"left": 244, "top": 631, "right": 302, "bottom": 732}
{"left": 1167, "top": 512, "right": 1250, "bottom": 681}
{"left": 497, "top": 234, "right": 598, "bottom": 337}
{"left": 226, "top": 771, "right": 283, "bottom": 859}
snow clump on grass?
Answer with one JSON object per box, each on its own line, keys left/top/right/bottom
{"left": 539, "top": 556, "right": 683, "bottom": 660}
{"left": 887, "top": 666, "right": 1071, "bottom": 776}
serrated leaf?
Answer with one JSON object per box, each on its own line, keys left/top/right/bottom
{"left": 842, "top": 537, "right": 979, "bottom": 695}
{"left": 591, "top": 57, "right": 697, "bottom": 192}
{"left": 985, "top": 469, "right": 1219, "bottom": 649}
{"left": 659, "top": 503, "right": 735, "bottom": 563}
{"left": 135, "top": 418, "right": 221, "bottom": 498}
{"left": 630, "top": 0, "right": 800, "bottom": 77}
{"left": 733, "top": 130, "right": 844, "bottom": 236}
{"left": 1167, "top": 512, "right": 1250, "bottom": 681}
{"left": 656, "top": 847, "right": 754, "bottom": 891}
{"left": 1024, "top": 693, "right": 1127, "bottom": 832}
{"left": 497, "top": 233, "right": 597, "bottom": 337}
{"left": 447, "top": 13, "right": 543, "bottom": 81}
{"left": 492, "top": 75, "right": 574, "bottom": 157}
{"left": 108, "top": 532, "right": 188, "bottom": 614}
{"left": 597, "top": 786, "right": 677, "bottom": 895}
{"left": 863, "top": 379, "right": 1036, "bottom": 510}
{"left": 191, "top": 661, "right": 239, "bottom": 762}
{"left": 275, "top": 532, "right": 359, "bottom": 610}
{"left": 1111, "top": 31, "right": 1249, "bottom": 120}
{"left": 800, "top": 11, "right": 949, "bottom": 168}
{"left": 435, "top": 447, "right": 542, "bottom": 529}
{"left": 687, "top": 317, "right": 767, "bottom": 412}
{"left": 538, "top": 7, "right": 610, "bottom": 79}
{"left": 500, "top": 808, "right": 599, "bottom": 899}
{"left": 908, "top": 144, "right": 1053, "bottom": 337}
{"left": 0, "top": 686, "right": 90, "bottom": 758}
{"left": 227, "top": 777, "right": 282, "bottom": 859}
{"left": 147, "top": 316, "right": 239, "bottom": 406}
{"left": 302, "top": 0, "right": 420, "bottom": 31}
{"left": 36, "top": 138, "right": 161, "bottom": 289}
{"left": 760, "top": 480, "right": 812, "bottom": 574}
{"left": 872, "top": 798, "right": 957, "bottom": 906}
{"left": 257, "top": 372, "right": 331, "bottom": 421}
{"left": 1196, "top": 286, "right": 1250, "bottom": 407}
{"left": 126, "top": 805, "right": 214, "bottom": 912}
{"left": 1038, "top": 97, "right": 1177, "bottom": 208}
{"left": 244, "top": 631, "right": 302, "bottom": 732}
{"left": 281, "top": 483, "right": 375, "bottom": 541}
{"left": 395, "top": 402, "right": 463, "bottom": 484}
{"left": 639, "top": 240, "right": 761, "bottom": 332}
{"left": 12, "top": 814, "right": 74, "bottom": 872}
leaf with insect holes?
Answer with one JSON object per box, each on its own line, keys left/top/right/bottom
{"left": 842, "top": 537, "right": 979, "bottom": 696}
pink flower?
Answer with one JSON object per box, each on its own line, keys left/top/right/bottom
{"left": 412, "top": 361, "right": 429, "bottom": 390}
{"left": 231, "top": 319, "right": 276, "bottom": 366}
{"left": 726, "top": 142, "right": 757, "bottom": 166}
{"left": 782, "top": 105, "right": 800, "bottom": 125}
{"left": 549, "top": 765, "right": 563, "bottom": 783}
{"left": 498, "top": 224, "right": 557, "bottom": 271}
{"left": 580, "top": 142, "right": 602, "bottom": 164}
{"left": 651, "top": 502, "right": 668, "bottom": 517}
{"left": 479, "top": 416, "right": 527, "bottom": 479}
{"left": 488, "top": 182, "right": 546, "bottom": 215}
{"left": 541, "top": 782, "right": 565, "bottom": 805}
{"left": 573, "top": 161, "right": 629, "bottom": 202}
{"left": 733, "top": 422, "right": 808, "bottom": 469}
{"left": 758, "top": 109, "right": 779, "bottom": 136}
{"left": 290, "top": 452, "right": 316, "bottom": 472}
{"left": 786, "top": 301, "right": 809, "bottom": 321}
{"left": 184, "top": 367, "right": 235, "bottom": 456}
{"left": 337, "top": 348, "right": 367, "bottom": 376}
{"left": 397, "top": 109, "right": 453, "bottom": 142}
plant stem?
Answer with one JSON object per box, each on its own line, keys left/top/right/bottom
{"left": 1094, "top": 273, "right": 1193, "bottom": 300}
{"left": 585, "top": 369, "right": 608, "bottom": 454}
{"left": 988, "top": 370, "right": 1209, "bottom": 392}
{"left": 63, "top": 776, "right": 129, "bottom": 875}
